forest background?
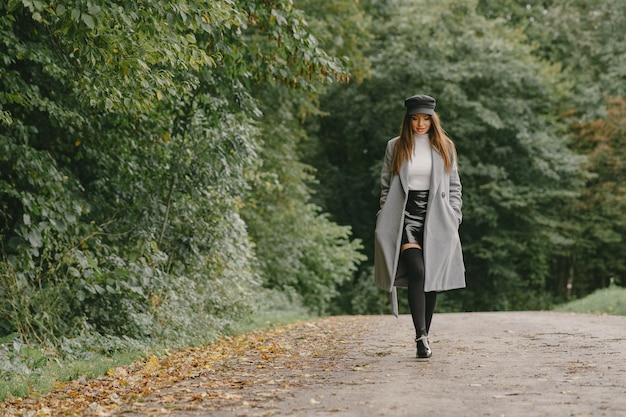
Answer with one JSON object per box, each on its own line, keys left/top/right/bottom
{"left": 1, "top": 0, "right": 625, "bottom": 393}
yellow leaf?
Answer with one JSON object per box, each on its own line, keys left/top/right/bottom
{"left": 143, "top": 356, "right": 160, "bottom": 373}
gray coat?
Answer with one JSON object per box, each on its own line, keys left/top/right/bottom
{"left": 374, "top": 137, "right": 466, "bottom": 316}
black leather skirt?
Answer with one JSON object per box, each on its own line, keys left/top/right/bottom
{"left": 401, "top": 190, "right": 429, "bottom": 246}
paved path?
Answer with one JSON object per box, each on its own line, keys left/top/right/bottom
{"left": 181, "top": 312, "right": 626, "bottom": 417}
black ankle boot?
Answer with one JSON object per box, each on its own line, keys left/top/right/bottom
{"left": 416, "top": 332, "right": 432, "bottom": 359}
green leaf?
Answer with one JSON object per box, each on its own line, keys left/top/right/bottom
{"left": 82, "top": 14, "right": 95, "bottom": 30}
{"left": 71, "top": 8, "right": 80, "bottom": 22}
{"left": 26, "top": 228, "right": 42, "bottom": 248}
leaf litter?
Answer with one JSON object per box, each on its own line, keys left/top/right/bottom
{"left": 0, "top": 316, "right": 368, "bottom": 417}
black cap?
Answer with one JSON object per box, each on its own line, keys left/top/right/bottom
{"left": 404, "top": 94, "right": 436, "bottom": 115}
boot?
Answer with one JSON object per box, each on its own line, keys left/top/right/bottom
{"left": 416, "top": 330, "right": 431, "bottom": 359}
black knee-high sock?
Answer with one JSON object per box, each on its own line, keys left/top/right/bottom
{"left": 401, "top": 247, "right": 427, "bottom": 337}
{"left": 425, "top": 291, "right": 437, "bottom": 334}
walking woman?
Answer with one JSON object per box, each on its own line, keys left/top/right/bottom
{"left": 374, "top": 94, "right": 465, "bottom": 358}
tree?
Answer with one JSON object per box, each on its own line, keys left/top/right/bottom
{"left": 239, "top": 0, "right": 371, "bottom": 314}
{"left": 476, "top": 0, "right": 626, "bottom": 297}
{"left": 307, "top": 0, "right": 585, "bottom": 312}
{"left": 478, "top": 0, "right": 626, "bottom": 115}
{"left": 0, "top": 0, "right": 366, "bottom": 349}
{"left": 564, "top": 97, "right": 626, "bottom": 294}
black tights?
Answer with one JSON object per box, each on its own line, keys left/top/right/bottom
{"left": 401, "top": 247, "right": 437, "bottom": 336}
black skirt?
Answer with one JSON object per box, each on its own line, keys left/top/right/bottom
{"left": 401, "top": 190, "right": 429, "bottom": 247}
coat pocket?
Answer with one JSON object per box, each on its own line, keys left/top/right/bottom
{"left": 443, "top": 199, "right": 461, "bottom": 228}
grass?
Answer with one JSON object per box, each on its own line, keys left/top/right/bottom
{"left": 0, "top": 349, "right": 143, "bottom": 401}
{"left": 553, "top": 286, "right": 626, "bottom": 316}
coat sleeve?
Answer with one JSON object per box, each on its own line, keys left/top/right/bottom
{"left": 379, "top": 141, "right": 394, "bottom": 211}
{"left": 449, "top": 150, "right": 463, "bottom": 226}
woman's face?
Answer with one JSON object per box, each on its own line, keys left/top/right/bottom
{"left": 411, "top": 114, "right": 432, "bottom": 135}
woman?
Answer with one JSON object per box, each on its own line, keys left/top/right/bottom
{"left": 374, "top": 94, "right": 465, "bottom": 359}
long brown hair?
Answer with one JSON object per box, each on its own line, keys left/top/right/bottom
{"left": 390, "top": 111, "right": 456, "bottom": 175}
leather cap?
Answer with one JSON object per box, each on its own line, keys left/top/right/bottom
{"left": 405, "top": 94, "right": 436, "bottom": 115}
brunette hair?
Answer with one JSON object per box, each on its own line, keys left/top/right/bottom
{"left": 390, "top": 111, "right": 456, "bottom": 175}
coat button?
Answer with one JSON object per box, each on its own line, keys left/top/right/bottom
{"left": 441, "top": 192, "right": 446, "bottom": 198}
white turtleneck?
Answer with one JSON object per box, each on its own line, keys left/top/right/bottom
{"left": 407, "top": 134, "right": 432, "bottom": 190}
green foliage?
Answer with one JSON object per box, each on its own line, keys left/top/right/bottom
{"left": 475, "top": 0, "right": 626, "bottom": 301}
{"left": 0, "top": 0, "right": 368, "bottom": 378}
{"left": 239, "top": 0, "right": 371, "bottom": 315}
{"left": 561, "top": 97, "right": 626, "bottom": 295}
{"left": 335, "top": 267, "right": 389, "bottom": 315}
{"left": 307, "top": 0, "right": 586, "bottom": 312}
{"left": 243, "top": 85, "right": 366, "bottom": 315}
{"left": 478, "top": 0, "right": 626, "bottom": 116}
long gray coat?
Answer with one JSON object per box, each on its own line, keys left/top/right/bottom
{"left": 374, "top": 137, "right": 466, "bottom": 316}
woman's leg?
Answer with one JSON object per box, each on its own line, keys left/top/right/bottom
{"left": 401, "top": 245, "right": 427, "bottom": 336}
{"left": 401, "top": 244, "right": 432, "bottom": 358}
{"left": 425, "top": 291, "right": 437, "bottom": 334}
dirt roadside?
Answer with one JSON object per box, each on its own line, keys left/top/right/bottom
{"left": 4, "top": 312, "right": 626, "bottom": 417}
